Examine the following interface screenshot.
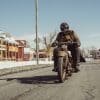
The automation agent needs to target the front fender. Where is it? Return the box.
[58,51,67,57]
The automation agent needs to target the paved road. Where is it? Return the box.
[0,63,100,100]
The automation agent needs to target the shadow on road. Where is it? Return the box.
[0,75,61,84]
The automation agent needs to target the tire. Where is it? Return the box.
[57,57,66,83]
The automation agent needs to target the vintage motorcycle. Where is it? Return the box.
[52,41,75,83]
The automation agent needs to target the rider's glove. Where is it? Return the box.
[51,41,58,47]
[72,42,78,48]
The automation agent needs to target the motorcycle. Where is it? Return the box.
[52,42,74,83]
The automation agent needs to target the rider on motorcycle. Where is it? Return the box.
[52,22,81,72]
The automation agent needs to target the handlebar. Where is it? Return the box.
[52,41,78,47]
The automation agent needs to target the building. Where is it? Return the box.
[16,40,35,61]
[0,31,18,61]
[16,40,24,61]
[92,50,100,59]
[0,35,7,60]
[24,48,34,61]
[0,31,35,61]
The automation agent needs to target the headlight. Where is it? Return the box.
[61,45,67,50]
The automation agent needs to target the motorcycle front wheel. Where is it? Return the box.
[57,57,66,83]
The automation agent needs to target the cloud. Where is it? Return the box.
[87,33,100,38]
[15,33,44,41]
[16,34,35,40]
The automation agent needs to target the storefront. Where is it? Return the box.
[0,32,19,61]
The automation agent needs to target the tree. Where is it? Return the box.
[43,31,57,60]
[33,37,42,50]
[89,46,97,58]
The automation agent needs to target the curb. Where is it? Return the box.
[0,64,53,76]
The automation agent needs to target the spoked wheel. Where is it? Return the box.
[57,57,66,83]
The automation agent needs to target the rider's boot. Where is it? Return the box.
[74,63,80,72]
[72,62,80,73]
[52,56,58,72]
[52,61,58,72]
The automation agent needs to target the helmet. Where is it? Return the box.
[60,22,69,31]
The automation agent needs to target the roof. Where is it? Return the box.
[0,32,18,45]
[16,40,24,47]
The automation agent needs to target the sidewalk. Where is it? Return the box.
[0,59,100,76]
[0,61,53,69]
[0,64,53,76]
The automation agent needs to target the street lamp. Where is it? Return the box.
[35,0,39,64]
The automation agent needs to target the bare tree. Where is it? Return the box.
[89,46,97,58]
[34,37,42,50]
[43,31,57,60]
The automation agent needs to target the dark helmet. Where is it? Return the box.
[60,22,69,31]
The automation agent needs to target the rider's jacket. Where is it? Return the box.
[55,30,81,47]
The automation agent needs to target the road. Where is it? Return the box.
[0,62,100,100]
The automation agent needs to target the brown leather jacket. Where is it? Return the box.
[55,30,81,47]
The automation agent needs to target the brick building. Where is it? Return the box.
[16,40,35,61]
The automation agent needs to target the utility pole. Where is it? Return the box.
[35,0,39,64]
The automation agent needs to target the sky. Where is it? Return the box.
[0,0,100,49]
